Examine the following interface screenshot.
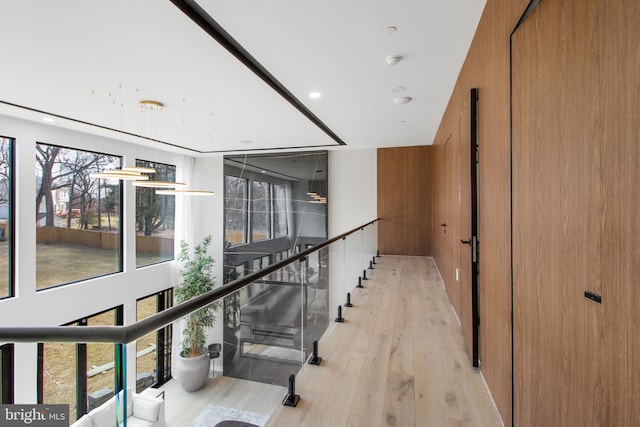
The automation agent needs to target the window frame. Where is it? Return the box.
[135,288,173,390]
[0,136,14,300]
[134,159,177,268]
[37,306,124,421]
[1,343,14,404]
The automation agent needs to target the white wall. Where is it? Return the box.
[328,148,377,236]
[326,148,378,318]
[171,155,225,371]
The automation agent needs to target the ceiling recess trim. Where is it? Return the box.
[170,0,347,146]
[0,100,202,155]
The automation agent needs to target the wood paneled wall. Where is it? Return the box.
[512,0,640,425]
[373,0,640,425]
[377,146,433,256]
[431,1,529,424]
[428,0,640,425]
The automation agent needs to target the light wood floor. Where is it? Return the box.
[267,256,504,427]
[159,372,286,426]
[158,256,503,426]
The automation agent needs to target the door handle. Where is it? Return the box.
[460,239,471,246]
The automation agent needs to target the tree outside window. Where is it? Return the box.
[135,160,176,267]
[35,143,121,289]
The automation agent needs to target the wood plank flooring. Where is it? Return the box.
[267,256,504,427]
[157,256,503,426]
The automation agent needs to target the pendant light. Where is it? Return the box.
[90,169,150,181]
[155,189,215,196]
[133,180,187,188]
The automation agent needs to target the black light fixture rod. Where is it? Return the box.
[169,0,346,146]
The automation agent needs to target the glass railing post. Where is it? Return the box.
[115,342,127,426]
[342,237,346,307]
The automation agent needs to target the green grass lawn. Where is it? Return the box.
[0,240,171,294]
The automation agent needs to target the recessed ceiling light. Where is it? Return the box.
[261,170,266,173]
[385,56,402,66]
[392,86,407,93]
[394,97,412,104]
[386,26,398,34]
[42,117,55,122]
[309,92,322,99]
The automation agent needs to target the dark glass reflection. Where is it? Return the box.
[222,151,328,385]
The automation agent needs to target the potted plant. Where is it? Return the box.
[174,235,220,392]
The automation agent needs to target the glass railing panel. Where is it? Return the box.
[1,220,378,427]
[344,230,366,291]
[301,243,330,362]
[362,221,378,263]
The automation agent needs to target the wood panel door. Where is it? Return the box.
[511,0,604,426]
[459,89,480,367]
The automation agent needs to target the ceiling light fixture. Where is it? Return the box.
[386,26,398,34]
[121,166,156,174]
[394,97,412,104]
[42,116,55,123]
[133,181,187,188]
[155,189,215,196]
[309,91,322,99]
[139,100,164,110]
[90,170,150,181]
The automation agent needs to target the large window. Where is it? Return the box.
[224,175,248,245]
[136,289,173,392]
[0,138,12,299]
[251,180,271,241]
[135,160,176,267]
[35,143,122,289]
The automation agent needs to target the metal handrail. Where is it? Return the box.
[0,219,379,343]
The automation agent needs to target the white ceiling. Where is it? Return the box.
[0,0,486,155]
